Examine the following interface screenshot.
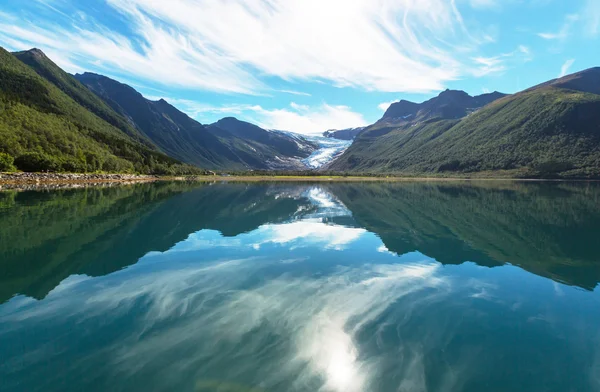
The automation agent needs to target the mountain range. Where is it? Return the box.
[3,182,599,302]
[75,73,317,170]
[329,69,600,178]
[1,45,600,178]
[0,47,319,173]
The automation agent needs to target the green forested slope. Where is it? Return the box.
[0,47,199,174]
[330,69,600,178]
[13,49,152,147]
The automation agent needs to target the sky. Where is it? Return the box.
[0,0,598,135]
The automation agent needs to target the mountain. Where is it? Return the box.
[4,181,600,302]
[323,127,365,140]
[0,47,196,174]
[208,117,318,169]
[13,49,152,147]
[327,182,600,291]
[75,73,317,170]
[74,72,249,170]
[528,67,600,96]
[0,182,310,302]
[381,90,506,123]
[329,69,600,178]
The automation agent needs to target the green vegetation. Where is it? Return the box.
[13,49,153,146]
[330,70,600,179]
[0,182,308,302]
[0,152,15,172]
[0,47,203,174]
[328,181,600,290]
[3,181,600,302]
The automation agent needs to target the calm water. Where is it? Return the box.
[1,181,600,392]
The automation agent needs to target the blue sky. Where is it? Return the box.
[0,0,598,134]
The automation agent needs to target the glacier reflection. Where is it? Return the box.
[1,185,599,392]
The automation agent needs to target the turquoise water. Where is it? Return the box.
[1,182,600,392]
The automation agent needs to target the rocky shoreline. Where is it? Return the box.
[0,172,158,191]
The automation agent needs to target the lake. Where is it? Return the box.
[1,181,600,392]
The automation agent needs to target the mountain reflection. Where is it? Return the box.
[2,181,600,392]
[1,181,600,304]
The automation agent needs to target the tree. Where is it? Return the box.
[14,152,60,172]
[0,152,15,172]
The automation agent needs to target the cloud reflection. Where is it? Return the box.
[1,241,448,392]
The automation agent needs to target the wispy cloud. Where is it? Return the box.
[0,0,496,94]
[470,45,532,77]
[279,90,312,97]
[537,14,579,41]
[583,0,600,37]
[559,59,575,77]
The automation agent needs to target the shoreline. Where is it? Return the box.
[0,173,158,191]
[1,172,599,190]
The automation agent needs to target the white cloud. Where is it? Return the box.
[472,55,506,76]
[0,0,494,94]
[254,221,367,251]
[280,90,312,97]
[537,32,562,40]
[251,103,368,135]
[559,59,575,78]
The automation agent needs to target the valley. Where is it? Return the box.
[1,46,599,179]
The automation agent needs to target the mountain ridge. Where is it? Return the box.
[382,89,507,123]
[323,127,366,140]
[329,67,600,178]
[0,46,198,174]
[74,72,317,170]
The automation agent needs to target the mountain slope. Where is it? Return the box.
[75,73,317,170]
[328,182,600,290]
[208,117,317,169]
[323,127,365,140]
[330,69,600,178]
[0,47,194,174]
[13,49,152,147]
[74,72,251,170]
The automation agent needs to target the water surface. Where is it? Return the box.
[1,181,600,392]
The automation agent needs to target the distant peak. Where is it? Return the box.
[154,98,174,107]
[28,48,46,57]
[14,48,47,59]
[477,91,506,98]
[438,89,470,98]
[74,72,103,79]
